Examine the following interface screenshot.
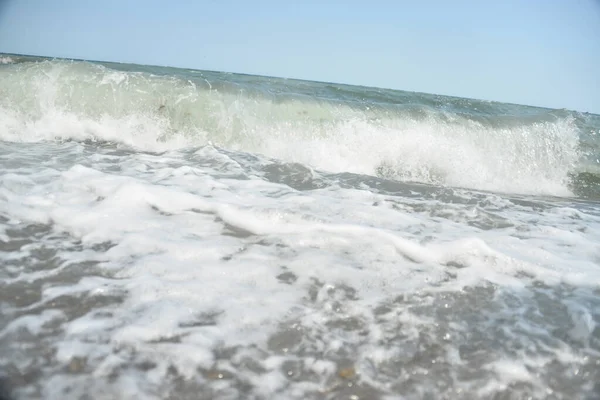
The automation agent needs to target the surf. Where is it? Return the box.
[0,56,595,197]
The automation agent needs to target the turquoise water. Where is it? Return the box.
[1,54,599,399]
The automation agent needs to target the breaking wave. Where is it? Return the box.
[0,58,597,197]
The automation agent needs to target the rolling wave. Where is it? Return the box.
[0,57,598,197]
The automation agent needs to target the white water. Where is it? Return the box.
[1,58,600,400]
[0,60,583,196]
[1,141,599,399]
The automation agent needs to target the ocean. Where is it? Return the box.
[0,53,599,400]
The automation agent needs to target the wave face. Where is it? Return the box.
[1,55,598,197]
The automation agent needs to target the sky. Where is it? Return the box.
[0,0,599,113]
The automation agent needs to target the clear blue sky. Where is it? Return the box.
[1,0,599,113]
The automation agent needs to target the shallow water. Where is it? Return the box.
[1,54,600,400]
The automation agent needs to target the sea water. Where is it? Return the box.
[1,54,599,399]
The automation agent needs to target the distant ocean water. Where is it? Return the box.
[0,53,599,400]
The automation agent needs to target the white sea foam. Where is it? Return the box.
[1,58,599,399]
[1,142,599,399]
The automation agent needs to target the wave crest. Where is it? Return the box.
[0,59,589,196]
